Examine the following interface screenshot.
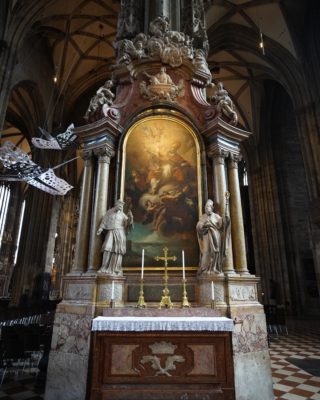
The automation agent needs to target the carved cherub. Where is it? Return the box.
[149,16,169,37]
[116,39,148,66]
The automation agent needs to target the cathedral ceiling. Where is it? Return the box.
[1,0,304,145]
[205,0,302,131]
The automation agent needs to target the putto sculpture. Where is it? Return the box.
[97,200,133,276]
[115,38,148,65]
[112,15,210,80]
[196,194,231,275]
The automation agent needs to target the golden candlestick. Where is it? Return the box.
[137,278,147,308]
[155,247,176,309]
[181,279,191,308]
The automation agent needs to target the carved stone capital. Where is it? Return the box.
[208,149,229,165]
[81,150,93,166]
[229,154,242,169]
[94,147,115,163]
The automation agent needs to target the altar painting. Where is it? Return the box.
[121,116,201,268]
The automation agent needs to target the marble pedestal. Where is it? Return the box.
[96,274,126,311]
[198,274,273,400]
[198,274,226,308]
[45,273,125,400]
[226,275,274,400]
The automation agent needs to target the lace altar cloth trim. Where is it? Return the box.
[92,316,233,332]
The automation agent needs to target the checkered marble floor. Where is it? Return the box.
[0,376,43,400]
[270,324,320,400]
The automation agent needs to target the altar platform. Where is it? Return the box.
[89,309,235,400]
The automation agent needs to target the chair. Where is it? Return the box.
[264,304,278,334]
[0,325,31,384]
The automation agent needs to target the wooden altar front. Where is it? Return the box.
[89,314,235,400]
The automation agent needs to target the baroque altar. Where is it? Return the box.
[45,3,273,400]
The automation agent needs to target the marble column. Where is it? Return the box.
[72,151,94,273]
[211,150,235,274]
[87,147,114,273]
[228,155,249,275]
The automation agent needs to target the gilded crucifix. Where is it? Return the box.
[155,247,177,309]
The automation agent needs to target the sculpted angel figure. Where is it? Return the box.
[211,82,238,126]
[97,200,133,276]
[85,80,115,120]
[196,194,231,275]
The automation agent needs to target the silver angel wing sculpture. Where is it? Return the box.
[0,141,73,195]
[32,123,78,150]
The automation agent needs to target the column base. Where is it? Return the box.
[67,270,84,276]
[85,268,99,276]
[238,269,250,276]
[224,270,238,276]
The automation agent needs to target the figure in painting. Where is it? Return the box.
[97,200,133,275]
[211,82,238,126]
[196,194,231,275]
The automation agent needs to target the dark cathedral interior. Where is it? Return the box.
[0,1,320,399]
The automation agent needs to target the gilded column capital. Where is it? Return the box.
[229,154,242,169]
[94,147,115,163]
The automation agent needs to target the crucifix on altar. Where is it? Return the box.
[154,247,177,309]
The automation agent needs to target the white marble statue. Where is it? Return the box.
[196,196,231,275]
[85,80,115,120]
[97,200,133,275]
[211,82,238,126]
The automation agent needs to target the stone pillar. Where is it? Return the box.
[87,147,114,273]
[228,155,249,275]
[72,151,94,273]
[210,150,235,274]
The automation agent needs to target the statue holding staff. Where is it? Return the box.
[196,193,231,275]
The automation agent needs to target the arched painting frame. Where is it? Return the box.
[121,115,202,270]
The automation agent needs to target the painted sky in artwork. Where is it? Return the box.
[122,117,201,268]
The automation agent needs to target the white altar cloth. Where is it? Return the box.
[92,316,234,332]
